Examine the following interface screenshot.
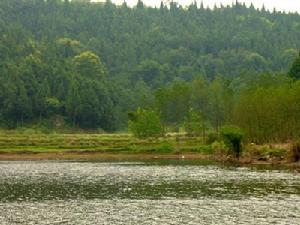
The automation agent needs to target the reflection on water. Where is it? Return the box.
[0,161,299,224]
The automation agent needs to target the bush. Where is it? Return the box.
[156,142,174,153]
[206,132,219,144]
[211,140,228,154]
[128,108,164,138]
[220,125,243,158]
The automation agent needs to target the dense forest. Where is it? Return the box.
[1,0,300,143]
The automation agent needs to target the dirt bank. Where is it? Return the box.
[0,152,299,169]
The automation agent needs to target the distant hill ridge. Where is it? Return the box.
[0,0,300,130]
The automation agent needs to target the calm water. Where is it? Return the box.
[0,161,299,225]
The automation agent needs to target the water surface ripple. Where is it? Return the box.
[0,161,299,224]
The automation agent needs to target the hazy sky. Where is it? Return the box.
[99,0,300,13]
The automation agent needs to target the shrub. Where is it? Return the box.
[265,147,287,158]
[128,108,164,138]
[206,132,219,144]
[156,142,174,153]
[211,140,228,154]
[220,125,243,158]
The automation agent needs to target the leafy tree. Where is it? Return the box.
[184,109,207,137]
[155,80,191,130]
[129,108,163,138]
[243,53,268,73]
[133,60,163,87]
[73,51,106,79]
[279,49,298,71]
[45,97,61,115]
[190,76,210,120]
[56,38,84,58]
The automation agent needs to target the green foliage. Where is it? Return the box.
[0,0,300,137]
[211,140,228,154]
[209,76,225,132]
[156,142,174,153]
[133,60,163,87]
[56,38,84,58]
[263,147,287,158]
[45,97,61,115]
[155,80,191,128]
[220,125,243,158]
[243,53,268,73]
[184,109,206,137]
[206,132,219,144]
[288,52,300,80]
[128,108,164,138]
[233,80,300,143]
[247,144,287,159]
[73,51,106,78]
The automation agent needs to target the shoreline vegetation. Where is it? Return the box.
[1,0,300,170]
[0,132,299,168]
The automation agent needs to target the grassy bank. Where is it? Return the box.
[0,132,299,167]
[0,132,210,154]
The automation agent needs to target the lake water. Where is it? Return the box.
[0,161,299,225]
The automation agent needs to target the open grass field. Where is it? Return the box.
[0,132,211,154]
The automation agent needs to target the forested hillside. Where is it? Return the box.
[1,0,300,142]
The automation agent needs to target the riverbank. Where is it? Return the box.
[0,152,210,161]
[0,152,299,168]
[1,152,299,169]
[0,132,299,168]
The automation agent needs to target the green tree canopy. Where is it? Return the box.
[129,108,163,138]
[73,51,106,79]
[289,51,300,80]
